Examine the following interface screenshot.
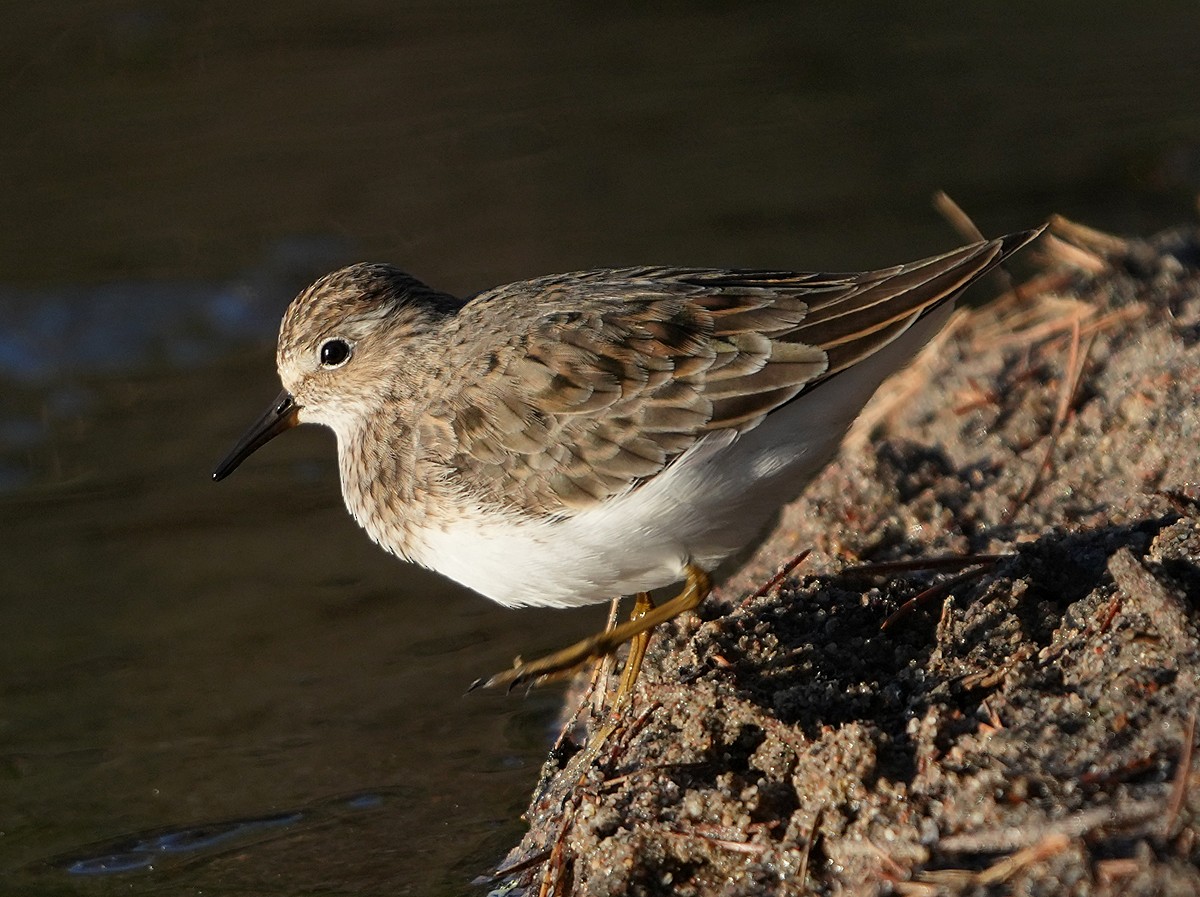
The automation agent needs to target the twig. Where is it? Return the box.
[977,300,1093,349]
[932,191,1031,296]
[740,549,811,609]
[1162,704,1198,839]
[973,294,1140,353]
[598,760,707,792]
[490,849,553,881]
[893,882,942,896]
[798,806,823,888]
[952,377,1000,415]
[933,191,986,243]
[1048,214,1131,255]
[881,567,993,631]
[1080,302,1146,339]
[1040,232,1111,274]
[1079,754,1158,787]
[859,836,912,880]
[844,553,1006,576]
[537,814,573,897]
[660,829,767,855]
[1005,315,1093,521]
[1096,594,1123,636]
[975,833,1071,885]
[959,644,1034,691]
[936,799,1162,853]
[1095,857,1141,888]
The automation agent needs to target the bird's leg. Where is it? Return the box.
[475,564,712,692]
[548,597,623,754]
[584,591,657,754]
[588,596,624,718]
[613,592,655,708]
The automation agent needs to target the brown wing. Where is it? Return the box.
[423,229,1041,515]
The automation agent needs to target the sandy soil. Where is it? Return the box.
[488,219,1200,896]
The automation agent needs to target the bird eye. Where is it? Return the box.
[319,338,352,369]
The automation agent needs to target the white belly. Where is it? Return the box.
[410,426,822,608]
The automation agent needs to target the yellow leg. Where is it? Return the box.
[588,597,623,718]
[548,597,623,754]
[474,564,712,692]
[614,592,655,705]
[585,592,657,753]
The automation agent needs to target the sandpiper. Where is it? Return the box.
[214,227,1043,693]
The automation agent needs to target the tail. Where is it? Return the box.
[799,224,1047,380]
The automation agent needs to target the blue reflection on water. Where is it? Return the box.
[46,791,388,876]
[0,282,267,384]
[64,812,304,874]
[0,236,350,384]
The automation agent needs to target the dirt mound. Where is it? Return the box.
[492,219,1200,896]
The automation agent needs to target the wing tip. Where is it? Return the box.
[991,222,1050,262]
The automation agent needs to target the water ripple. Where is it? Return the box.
[34,790,392,876]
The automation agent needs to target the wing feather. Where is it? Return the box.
[423,229,1041,515]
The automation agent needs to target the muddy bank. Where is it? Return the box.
[490,219,1200,896]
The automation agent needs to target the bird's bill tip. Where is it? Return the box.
[212,390,299,481]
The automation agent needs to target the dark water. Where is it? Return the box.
[2,3,1198,894]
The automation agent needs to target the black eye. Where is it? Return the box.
[319,338,352,368]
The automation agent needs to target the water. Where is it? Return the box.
[2,3,1198,894]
